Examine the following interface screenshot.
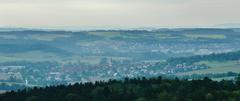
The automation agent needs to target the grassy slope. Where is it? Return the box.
[176,60,240,75]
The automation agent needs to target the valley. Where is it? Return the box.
[0,28,240,92]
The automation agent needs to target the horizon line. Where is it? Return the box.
[0,26,240,31]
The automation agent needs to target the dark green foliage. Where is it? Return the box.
[1,76,240,101]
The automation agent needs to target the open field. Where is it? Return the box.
[176,61,240,75]
[0,51,63,63]
[28,34,72,41]
[211,76,236,81]
[0,35,17,39]
[184,34,226,39]
[0,50,133,65]
[88,31,121,38]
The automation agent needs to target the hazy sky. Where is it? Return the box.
[0,0,240,28]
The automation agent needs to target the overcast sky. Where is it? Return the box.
[0,0,239,28]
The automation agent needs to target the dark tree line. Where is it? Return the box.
[1,75,240,101]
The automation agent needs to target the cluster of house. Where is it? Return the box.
[0,66,25,82]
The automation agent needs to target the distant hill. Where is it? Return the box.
[0,43,72,56]
[0,28,29,32]
[214,23,240,28]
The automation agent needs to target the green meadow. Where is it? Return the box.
[176,60,240,75]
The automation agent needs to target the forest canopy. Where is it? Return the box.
[1,75,240,101]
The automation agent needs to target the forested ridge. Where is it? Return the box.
[1,76,240,101]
